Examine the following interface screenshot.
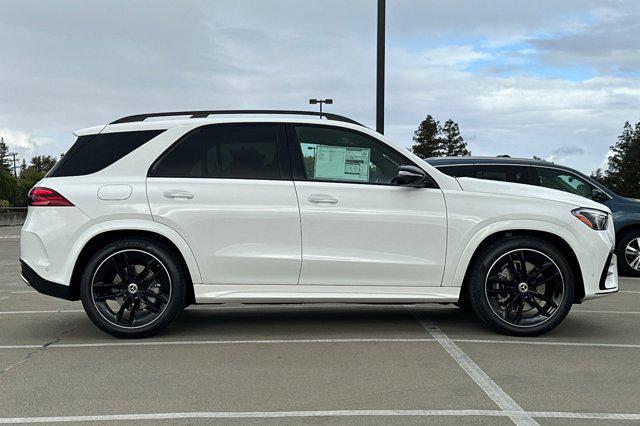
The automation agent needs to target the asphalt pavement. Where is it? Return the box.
[1,226,640,424]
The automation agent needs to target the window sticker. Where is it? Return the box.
[314,145,370,182]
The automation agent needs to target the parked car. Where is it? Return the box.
[21,111,617,338]
[427,156,640,277]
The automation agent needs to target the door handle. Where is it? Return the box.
[163,190,195,199]
[308,194,338,204]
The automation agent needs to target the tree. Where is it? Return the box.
[441,119,470,156]
[0,137,11,173]
[0,168,17,206]
[593,120,640,199]
[30,155,57,173]
[411,115,470,158]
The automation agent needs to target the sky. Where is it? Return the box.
[1,0,639,174]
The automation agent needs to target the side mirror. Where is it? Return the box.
[396,165,426,187]
[592,188,611,203]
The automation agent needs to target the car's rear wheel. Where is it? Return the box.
[80,238,186,338]
[467,237,574,336]
[617,230,640,277]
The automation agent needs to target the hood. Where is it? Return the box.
[456,177,610,212]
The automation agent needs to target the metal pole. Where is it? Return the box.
[376,0,385,134]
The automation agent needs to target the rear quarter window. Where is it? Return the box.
[48,130,165,177]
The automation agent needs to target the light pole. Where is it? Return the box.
[376,0,385,134]
[309,98,333,117]
[7,152,18,177]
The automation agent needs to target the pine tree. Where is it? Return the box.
[0,137,11,173]
[441,119,470,156]
[411,116,470,158]
[411,115,443,159]
[596,120,640,199]
[30,155,57,173]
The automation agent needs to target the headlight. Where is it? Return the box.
[572,208,608,230]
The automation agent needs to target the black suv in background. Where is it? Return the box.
[428,156,640,276]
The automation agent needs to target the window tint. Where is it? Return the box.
[476,165,530,184]
[535,167,594,198]
[48,130,165,177]
[294,126,411,184]
[150,124,281,179]
[437,165,476,178]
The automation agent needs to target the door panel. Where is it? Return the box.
[295,181,447,286]
[147,178,301,285]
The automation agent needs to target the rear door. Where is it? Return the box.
[146,123,302,285]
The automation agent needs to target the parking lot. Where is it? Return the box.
[1,225,640,424]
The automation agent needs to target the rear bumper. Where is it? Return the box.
[20,260,74,300]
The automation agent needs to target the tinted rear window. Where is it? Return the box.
[437,165,476,178]
[149,124,282,179]
[48,130,165,177]
[476,165,530,184]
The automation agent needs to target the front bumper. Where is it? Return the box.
[596,252,619,296]
[20,260,74,300]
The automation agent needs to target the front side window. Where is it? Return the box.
[294,126,411,184]
[150,124,282,179]
[476,165,530,184]
[535,167,595,198]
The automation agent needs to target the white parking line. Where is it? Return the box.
[573,310,640,315]
[1,409,639,423]
[0,235,19,239]
[0,310,84,315]
[0,338,436,350]
[411,314,537,425]
[619,290,640,294]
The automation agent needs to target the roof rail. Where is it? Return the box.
[110,110,363,126]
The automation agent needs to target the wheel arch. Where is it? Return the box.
[457,229,585,304]
[616,222,640,241]
[68,226,200,305]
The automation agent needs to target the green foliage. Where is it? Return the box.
[593,120,640,199]
[411,115,471,159]
[0,137,11,173]
[0,169,18,206]
[0,199,10,208]
[30,155,57,173]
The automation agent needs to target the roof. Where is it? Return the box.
[426,156,555,166]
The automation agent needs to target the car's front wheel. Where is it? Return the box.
[617,230,640,277]
[467,237,574,336]
[80,237,186,338]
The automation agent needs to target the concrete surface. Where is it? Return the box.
[1,229,640,424]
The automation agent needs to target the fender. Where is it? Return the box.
[444,218,580,287]
[65,218,203,285]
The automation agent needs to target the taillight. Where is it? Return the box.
[28,187,74,207]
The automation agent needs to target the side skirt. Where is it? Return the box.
[194,285,460,304]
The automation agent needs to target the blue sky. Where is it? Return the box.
[1,0,639,173]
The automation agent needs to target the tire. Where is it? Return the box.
[616,230,640,277]
[80,237,186,338]
[467,237,574,336]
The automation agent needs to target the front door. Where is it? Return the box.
[146,123,301,285]
[289,124,447,287]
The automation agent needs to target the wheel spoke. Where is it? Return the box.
[93,281,120,289]
[503,294,521,320]
[529,290,559,309]
[116,297,131,324]
[139,294,163,314]
[487,275,516,287]
[128,300,138,326]
[137,259,157,281]
[94,290,127,301]
[143,290,168,304]
[528,296,551,317]
[514,299,524,324]
[487,288,516,294]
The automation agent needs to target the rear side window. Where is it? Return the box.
[149,124,282,179]
[48,130,165,177]
[437,165,476,178]
[476,165,530,184]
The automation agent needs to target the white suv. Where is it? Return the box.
[20,110,618,338]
